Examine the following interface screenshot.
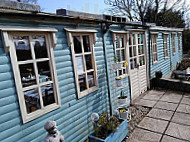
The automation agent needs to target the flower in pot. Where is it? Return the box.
[88,111,128,142]
[118,90,128,106]
[115,77,123,87]
[119,108,131,121]
[113,56,123,70]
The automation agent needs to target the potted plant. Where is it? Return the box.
[88,112,128,142]
[115,77,123,87]
[119,108,131,121]
[118,90,128,106]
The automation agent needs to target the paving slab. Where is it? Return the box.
[142,94,162,101]
[181,96,190,105]
[171,112,190,126]
[133,99,157,108]
[160,93,182,103]
[177,104,190,114]
[128,128,162,142]
[165,122,190,141]
[154,101,178,111]
[161,135,186,142]
[138,117,168,133]
[147,108,174,121]
[147,90,166,96]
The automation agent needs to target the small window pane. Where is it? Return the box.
[116,50,120,61]
[116,36,119,48]
[120,36,124,48]
[19,63,36,87]
[130,59,134,69]
[129,35,132,45]
[133,46,136,56]
[75,56,85,74]
[83,35,91,52]
[121,49,125,61]
[139,56,145,66]
[132,34,136,45]
[134,58,137,68]
[32,36,48,59]
[78,74,87,91]
[85,55,93,70]
[87,72,95,88]
[129,47,132,57]
[119,70,122,76]
[41,84,55,106]
[73,36,82,54]
[24,88,41,114]
[13,36,32,61]
[37,61,51,83]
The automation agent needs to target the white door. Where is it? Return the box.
[128,33,147,100]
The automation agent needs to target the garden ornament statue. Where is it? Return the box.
[44,120,64,142]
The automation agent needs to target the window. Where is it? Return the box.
[172,34,176,54]
[1,27,61,123]
[178,33,181,51]
[163,34,168,58]
[65,29,98,98]
[114,34,128,76]
[151,34,158,63]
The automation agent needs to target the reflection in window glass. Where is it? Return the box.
[78,74,87,91]
[116,36,119,48]
[83,35,91,52]
[37,61,51,83]
[129,35,132,45]
[120,36,124,48]
[13,36,32,61]
[85,55,92,70]
[116,50,120,61]
[24,88,41,114]
[129,47,132,57]
[19,63,36,87]
[133,46,136,56]
[133,34,136,45]
[76,56,85,74]
[32,36,47,59]
[73,36,82,54]
[41,84,55,106]
[121,49,125,61]
[139,56,145,66]
[87,72,95,88]
[130,59,134,69]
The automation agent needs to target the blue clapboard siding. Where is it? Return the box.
[0,21,110,142]
[149,31,183,79]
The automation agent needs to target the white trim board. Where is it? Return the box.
[150,26,183,32]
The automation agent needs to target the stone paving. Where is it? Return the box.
[129,90,190,142]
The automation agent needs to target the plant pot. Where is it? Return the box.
[118,98,128,106]
[155,71,162,78]
[88,119,128,142]
[116,79,123,87]
[120,112,128,120]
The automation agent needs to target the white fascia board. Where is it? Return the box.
[64,28,97,33]
[150,26,184,32]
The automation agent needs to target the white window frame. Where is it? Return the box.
[65,28,99,99]
[113,33,128,77]
[163,33,169,58]
[172,33,176,54]
[178,33,182,51]
[0,26,61,123]
[151,34,158,64]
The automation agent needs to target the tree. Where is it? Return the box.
[104,0,190,24]
[16,0,37,4]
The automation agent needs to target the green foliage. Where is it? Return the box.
[93,112,120,139]
[183,30,190,53]
[177,58,190,70]
[118,90,127,99]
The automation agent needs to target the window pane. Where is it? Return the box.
[75,56,85,74]
[119,70,122,76]
[129,35,132,45]
[85,55,93,70]
[129,47,132,57]
[37,61,51,83]
[120,36,124,48]
[133,46,136,56]
[134,58,137,68]
[132,34,136,45]
[140,34,143,44]
[87,72,95,88]
[121,49,125,61]
[83,35,91,52]
[130,59,134,69]
[19,63,36,87]
[24,88,41,114]
[41,84,55,106]
[116,50,120,62]
[116,36,119,48]
[32,36,48,59]
[73,36,82,54]
[13,36,32,61]
[139,56,145,66]
[78,74,87,91]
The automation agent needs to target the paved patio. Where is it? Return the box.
[129,90,190,142]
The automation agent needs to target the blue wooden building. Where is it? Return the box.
[0,1,183,142]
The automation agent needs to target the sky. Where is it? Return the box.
[37,0,110,14]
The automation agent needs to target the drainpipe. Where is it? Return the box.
[101,22,112,116]
[148,27,151,88]
[169,34,172,71]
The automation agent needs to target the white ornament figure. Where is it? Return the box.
[44,120,64,142]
